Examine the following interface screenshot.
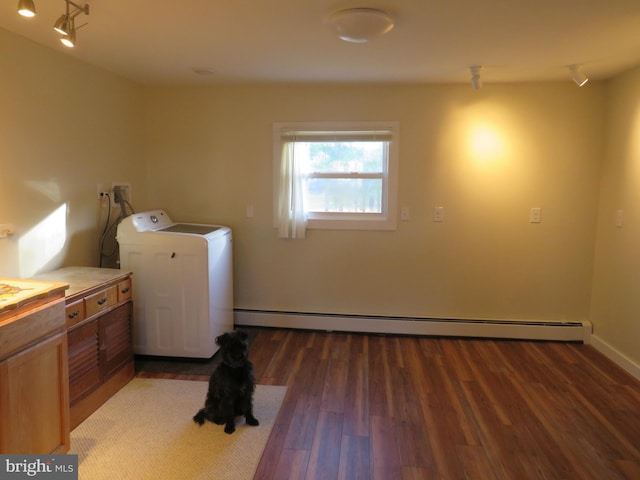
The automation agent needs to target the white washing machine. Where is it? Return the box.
[116,209,234,358]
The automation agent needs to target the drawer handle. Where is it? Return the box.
[121,287,130,294]
[68,310,80,319]
[97,298,107,305]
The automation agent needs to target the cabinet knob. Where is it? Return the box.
[97,298,107,306]
[121,287,130,294]
[68,311,79,319]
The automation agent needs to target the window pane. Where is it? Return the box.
[304,178,383,213]
[274,121,398,231]
[301,142,385,173]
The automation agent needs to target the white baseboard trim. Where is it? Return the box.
[590,335,640,382]
[234,309,591,343]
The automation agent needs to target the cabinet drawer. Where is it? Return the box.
[84,286,117,317]
[117,278,132,303]
[0,298,65,360]
[65,299,86,328]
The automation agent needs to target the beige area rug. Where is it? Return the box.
[69,378,287,480]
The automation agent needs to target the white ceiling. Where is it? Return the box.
[2,0,640,86]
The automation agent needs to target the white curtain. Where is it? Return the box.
[277,142,306,238]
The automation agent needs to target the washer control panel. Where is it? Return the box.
[129,209,173,232]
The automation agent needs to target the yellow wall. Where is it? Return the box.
[2,26,638,371]
[591,66,640,367]
[0,29,145,277]
[143,83,605,323]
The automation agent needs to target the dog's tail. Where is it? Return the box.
[193,409,206,426]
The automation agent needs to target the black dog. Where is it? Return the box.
[193,330,259,434]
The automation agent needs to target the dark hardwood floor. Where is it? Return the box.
[137,327,640,480]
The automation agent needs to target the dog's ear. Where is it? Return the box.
[216,333,230,346]
[236,329,249,341]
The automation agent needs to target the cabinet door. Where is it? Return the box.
[0,332,70,454]
[67,320,100,405]
[100,302,133,380]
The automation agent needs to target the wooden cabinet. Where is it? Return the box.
[67,319,100,405]
[100,302,133,379]
[0,280,70,454]
[0,331,69,454]
[34,267,134,430]
[67,302,132,407]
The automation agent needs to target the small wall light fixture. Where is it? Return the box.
[17,0,90,47]
[329,8,394,43]
[568,64,588,87]
[469,65,483,90]
[53,0,89,48]
[17,0,36,17]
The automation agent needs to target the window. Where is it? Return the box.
[273,122,399,237]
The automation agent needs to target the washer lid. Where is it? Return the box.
[158,224,224,235]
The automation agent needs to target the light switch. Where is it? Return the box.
[400,206,410,221]
[615,209,623,228]
[433,206,444,222]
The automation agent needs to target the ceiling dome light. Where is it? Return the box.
[17,0,36,17]
[329,8,394,43]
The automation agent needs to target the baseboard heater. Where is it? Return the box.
[234,309,591,343]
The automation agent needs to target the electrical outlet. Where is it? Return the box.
[111,182,131,208]
[99,192,109,208]
[97,184,104,199]
[97,184,109,208]
[530,207,541,223]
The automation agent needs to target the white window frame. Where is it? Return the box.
[273,121,399,232]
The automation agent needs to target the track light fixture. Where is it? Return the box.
[59,20,77,47]
[53,1,89,47]
[469,65,483,90]
[17,0,89,47]
[53,14,72,36]
[17,0,36,17]
[568,64,588,87]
